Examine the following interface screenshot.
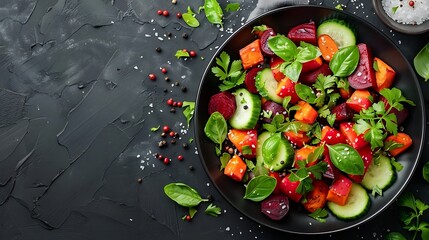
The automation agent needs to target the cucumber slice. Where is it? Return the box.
[255,68,284,104]
[361,155,396,191]
[327,183,370,221]
[317,19,356,48]
[261,134,294,171]
[229,88,261,130]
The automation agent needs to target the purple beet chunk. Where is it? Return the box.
[331,102,354,122]
[208,91,236,120]
[262,101,287,122]
[299,63,332,85]
[260,29,276,57]
[261,194,290,220]
[348,43,376,90]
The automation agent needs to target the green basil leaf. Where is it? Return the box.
[295,83,317,103]
[267,35,297,62]
[203,0,224,26]
[243,175,276,202]
[164,183,208,207]
[330,45,360,77]
[219,152,231,170]
[423,161,429,183]
[413,42,429,81]
[182,7,200,28]
[327,144,364,175]
[204,112,227,146]
[284,61,302,82]
[296,41,320,63]
[262,133,281,164]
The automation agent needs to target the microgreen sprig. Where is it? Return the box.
[211,51,245,91]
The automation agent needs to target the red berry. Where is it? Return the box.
[176,12,182,18]
[148,73,156,80]
[185,215,191,221]
[169,131,176,137]
[161,68,167,74]
[167,98,174,106]
[162,10,169,16]
[409,0,415,6]
[157,10,163,15]
[177,155,184,161]
[163,157,170,165]
[163,125,170,132]
[172,101,177,107]
[157,154,163,160]
[189,50,197,57]
[177,101,183,107]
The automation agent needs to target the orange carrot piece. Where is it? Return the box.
[239,39,264,70]
[385,132,413,157]
[318,34,339,62]
[224,155,247,181]
[294,101,318,124]
[294,145,318,168]
[303,180,329,213]
[374,57,396,92]
[326,174,353,206]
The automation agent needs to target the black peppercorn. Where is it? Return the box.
[182,33,188,39]
[155,47,162,52]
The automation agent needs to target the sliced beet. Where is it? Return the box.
[348,43,376,90]
[299,62,332,85]
[260,29,276,57]
[287,21,317,46]
[261,194,290,220]
[245,67,262,94]
[262,101,287,123]
[208,91,236,120]
[322,154,341,180]
[331,102,354,122]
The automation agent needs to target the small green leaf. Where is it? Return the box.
[150,125,160,132]
[262,133,281,165]
[204,112,227,153]
[308,208,328,223]
[203,0,224,26]
[330,45,360,77]
[182,101,195,127]
[267,35,297,62]
[335,4,344,10]
[225,2,240,12]
[219,153,231,170]
[327,144,364,175]
[391,6,399,14]
[243,175,276,202]
[423,161,429,183]
[295,84,317,103]
[205,203,222,216]
[164,183,208,207]
[371,185,383,197]
[182,6,200,27]
[413,43,429,81]
[175,49,191,58]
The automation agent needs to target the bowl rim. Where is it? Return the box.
[372,0,429,35]
[194,5,426,235]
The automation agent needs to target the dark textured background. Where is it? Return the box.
[0,0,428,239]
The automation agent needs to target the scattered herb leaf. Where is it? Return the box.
[204,112,227,155]
[201,0,224,26]
[182,6,200,28]
[413,42,429,81]
[175,49,191,59]
[225,2,240,12]
[423,161,429,183]
[308,208,329,223]
[205,203,222,216]
[151,125,160,132]
[182,101,195,127]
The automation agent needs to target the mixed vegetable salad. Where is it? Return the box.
[203,18,415,222]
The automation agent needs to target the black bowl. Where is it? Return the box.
[194,6,425,234]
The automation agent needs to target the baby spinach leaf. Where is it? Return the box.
[267,35,297,62]
[327,144,364,175]
[243,175,276,202]
[182,6,200,28]
[413,42,429,81]
[204,112,227,154]
[330,45,359,77]
[202,0,224,26]
[164,183,208,207]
